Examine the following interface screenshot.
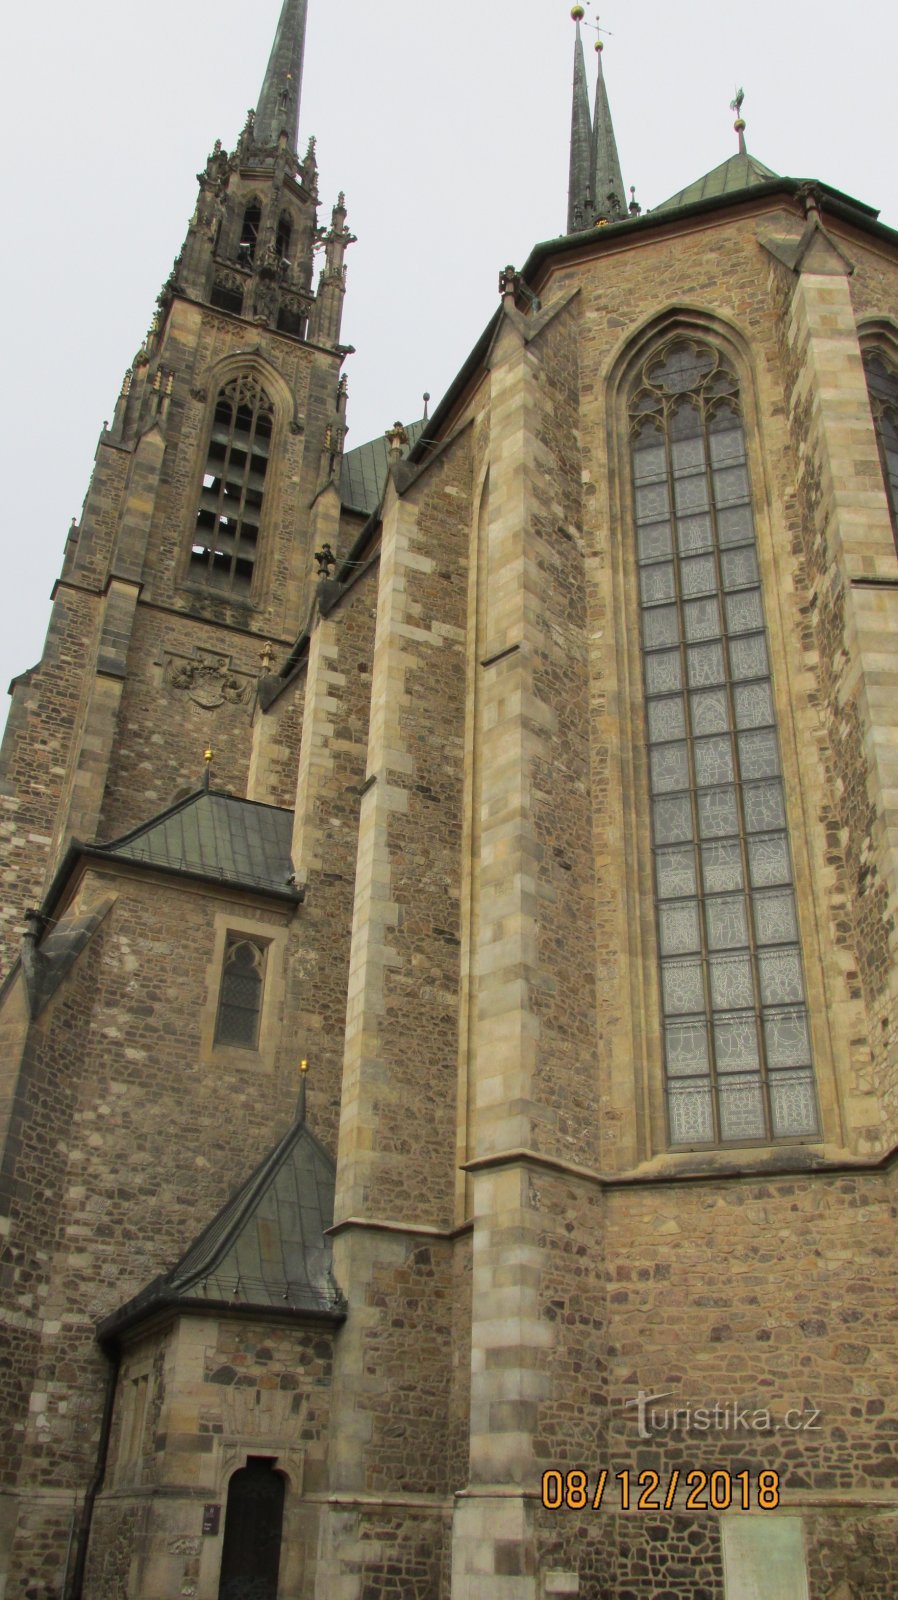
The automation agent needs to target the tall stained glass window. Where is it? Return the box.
[863,351,898,555]
[630,338,819,1146]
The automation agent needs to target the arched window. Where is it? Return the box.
[863,351,898,554]
[215,935,266,1048]
[191,375,274,594]
[629,337,819,1146]
[275,212,292,262]
[238,200,262,263]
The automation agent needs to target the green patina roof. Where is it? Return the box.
[98,1109,345,1338]
[656,150,779,213]
[340,419,426,515]
[96,789,298,899]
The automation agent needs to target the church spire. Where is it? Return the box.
[568,7,593,233]
[254,0,308,151]
[590,34,626,221]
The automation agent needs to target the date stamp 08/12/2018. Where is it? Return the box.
[541,1469,781,1513]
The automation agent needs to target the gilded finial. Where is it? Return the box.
[204,745,214,765]
[571,5,585,20]
[300,1059,309,1074]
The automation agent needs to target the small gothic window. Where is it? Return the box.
[238,201,262,263]
[210,279,245,316]
[191,375,274,594]
[863,352,898,554]
[275,213,292,262]
[215,936,266,1049]
[629,336,819,1147]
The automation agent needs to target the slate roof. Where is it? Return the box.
[656,150,779,213]
[94,789,299,899]
[340,419,427,515]
[98,1107,345,1341]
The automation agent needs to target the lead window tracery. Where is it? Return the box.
[630,337,819,1146]
[863,351,898,554]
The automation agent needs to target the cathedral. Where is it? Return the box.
[2,0,898,1595]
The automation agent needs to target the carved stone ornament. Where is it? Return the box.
[160,647,255,709]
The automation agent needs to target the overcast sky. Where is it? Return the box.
[2,0,896,745]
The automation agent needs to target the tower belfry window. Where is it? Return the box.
[863,352,898,555]
[238,201,262,263]
[629,337,819,1147]
[276,213,292,263]
[191,375,274,594]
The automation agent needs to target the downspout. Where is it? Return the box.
[66,1344,119,1600]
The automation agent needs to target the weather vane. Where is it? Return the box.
[577,4,613,42]
[730,87,747,154]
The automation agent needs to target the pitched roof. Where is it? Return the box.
[340,419,427,515]
[98,1109,345,1341]
[94,789,299,900]
[656,149,779,213]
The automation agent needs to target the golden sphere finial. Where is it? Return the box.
[595,38,604,51]
[300,1059,309,1074]
[571,4,585,20]
[204,746,214,765]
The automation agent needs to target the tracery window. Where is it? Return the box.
[191,375,274,594]
[630,337,819,1146]
[863,351,898,553]
[238,200,262,262]
[215,935,266,1049]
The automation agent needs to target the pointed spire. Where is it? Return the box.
[254,0,308,151]
[591,35,626,221]
[568,9,593,233]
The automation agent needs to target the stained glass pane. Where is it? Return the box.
[666,1020,710,1077]
[654,795,694,845]
[651,744,690,794]
[685,599,721,642]
[687,643,726,688]
[638,523,674,563]
[656,846,698,899]
[713,465,750,506]
[691,690,730,736]
[709,954,754,1011]
[697,786,739,839]
[764,1009,812,1069]
[680,555,717,598]
[744,781,786,834]
[651,345,715,393]
[738,729,780,782]
[633,444,668,483]
[660,902,702,955]
[643,607,679,650]
[675,475,710,516]
[677,513,714,555]
[721,547,759,590]
[636,482,670,522]
[748,834,791,888]
[719,1076,766,1140]
[646,651,682,695]
[648,697,686,744]
[769,1071,818,1138]
[669,1083,714,1144]
[694,736,735,787]
[734,682,774,730]
[701,841,743,894]
[640,564,676,606]
[706,895,749,950]
[671,436,706,472]
[753,890,798,946]
[729,634,768,681]
[717,504,754,545]
[758,948,803,1006]
[714,1013,760,1072]
[725,589,765,636]
[662,958,705,1015]
[709,427,746,466]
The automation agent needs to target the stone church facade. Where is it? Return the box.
[1,2,898,1596]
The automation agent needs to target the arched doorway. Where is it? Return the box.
[218,1457,285,1600]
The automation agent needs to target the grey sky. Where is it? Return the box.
[2,0,895,745]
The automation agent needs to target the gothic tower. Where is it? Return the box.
[0,0,354,977]
[3,4,898,1599]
